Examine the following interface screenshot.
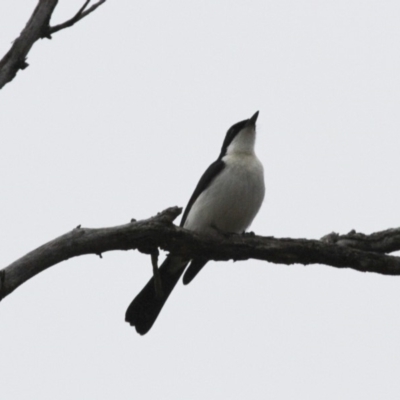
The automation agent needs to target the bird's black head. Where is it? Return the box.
[219,111,259,158]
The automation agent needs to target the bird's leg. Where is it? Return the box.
[151,250,164,299]
[0,269,5,301]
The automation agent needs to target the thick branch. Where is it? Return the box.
[0,0,106,90]
[1,207,400,301]
[321,228,400,253]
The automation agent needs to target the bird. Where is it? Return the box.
[125,111,265,334]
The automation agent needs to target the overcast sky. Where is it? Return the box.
[1,1,400,399]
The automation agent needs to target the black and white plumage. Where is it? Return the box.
[125,111,265,334]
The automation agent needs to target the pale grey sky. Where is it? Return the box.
[1,1,400,399]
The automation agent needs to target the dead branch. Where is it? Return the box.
[0,0,106,90]
[48,0,106,36]
[1,207,400,302]
[321,228,400,253]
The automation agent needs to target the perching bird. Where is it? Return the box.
[125,111,265,334]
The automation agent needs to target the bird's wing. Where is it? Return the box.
[183,258,208,285]
[180,159,225,227]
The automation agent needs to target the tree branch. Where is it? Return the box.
[48,0,106,35]
[0,0,106,90]
[321,228,400,253]
[1,207,400,302]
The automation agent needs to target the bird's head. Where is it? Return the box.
[220,111,259,157]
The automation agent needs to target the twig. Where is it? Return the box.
[48,0,106,35]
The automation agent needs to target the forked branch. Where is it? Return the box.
[47,0,106,36]
[0,0,107,90]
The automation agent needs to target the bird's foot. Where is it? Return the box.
[242,231,255,237]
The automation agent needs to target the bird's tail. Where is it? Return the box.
[125,256,187,335]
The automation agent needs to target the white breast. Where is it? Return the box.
[184,153,265,235]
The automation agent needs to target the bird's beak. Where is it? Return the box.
[246,111,259,127]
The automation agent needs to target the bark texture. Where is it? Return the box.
[1,207,400,301]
